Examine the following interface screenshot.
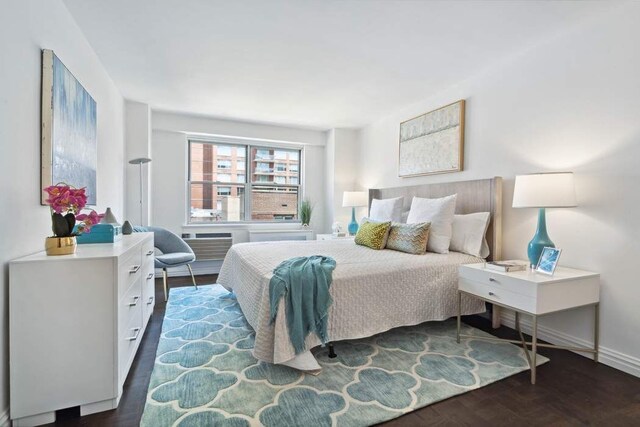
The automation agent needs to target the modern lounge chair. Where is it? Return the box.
[146,226,197,301]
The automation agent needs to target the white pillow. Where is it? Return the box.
[406,194,457,254]
[369,197,403,222]
[450,212,491,258]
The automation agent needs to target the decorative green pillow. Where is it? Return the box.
[385,222,431,254]
[355,221,391,250]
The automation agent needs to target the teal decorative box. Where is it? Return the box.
[76,223,123,244]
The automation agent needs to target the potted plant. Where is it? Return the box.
[43,184,104,255]
[299,199,313,227]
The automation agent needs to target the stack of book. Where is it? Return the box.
[485,260,528,272]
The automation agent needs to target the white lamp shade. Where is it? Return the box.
[342,191,368,207]
[512,172,577,208]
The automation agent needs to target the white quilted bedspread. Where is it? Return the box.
[217,239,486,364]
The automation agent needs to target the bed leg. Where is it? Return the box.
[328,343,337,358]
[492,305,502,328]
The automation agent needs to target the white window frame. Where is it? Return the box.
[187,138,304,224]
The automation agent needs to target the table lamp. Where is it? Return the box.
[512,172,577,267]
[342,191,368,235]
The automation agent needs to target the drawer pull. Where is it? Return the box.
[146,250,154,256]
[125,327,141,341]
[129,265,141,274]
[147,296,154,305]
[488,291,496,296]
[147,273,154,280]
[129,295,140,307]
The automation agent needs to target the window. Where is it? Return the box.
[217,159,231,169]
[255,162,271,173]
[188,140,302,223]
[217,146,232,156]
[255,149,270,160]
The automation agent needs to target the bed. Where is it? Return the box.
[217,177,503,370]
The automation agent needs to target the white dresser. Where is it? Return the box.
[9,232,155,426]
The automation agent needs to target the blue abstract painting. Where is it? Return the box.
[42,50,97,205]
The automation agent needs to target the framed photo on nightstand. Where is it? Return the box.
[536,247,562,275]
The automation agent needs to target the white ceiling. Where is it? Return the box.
[63,0,617,130]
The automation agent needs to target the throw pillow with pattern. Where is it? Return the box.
[355,221,392,250]
[385,222,431,254]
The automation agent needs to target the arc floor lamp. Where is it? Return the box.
[129,157,152,226]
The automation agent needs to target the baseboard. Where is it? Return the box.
[0,407,10,427]
[501,312,640,378]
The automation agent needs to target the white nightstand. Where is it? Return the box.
[457,262,600,384]
[316,233,355,241]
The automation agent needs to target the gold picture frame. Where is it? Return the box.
[398,99,465,177]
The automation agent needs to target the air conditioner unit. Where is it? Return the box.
[181,233,233,261]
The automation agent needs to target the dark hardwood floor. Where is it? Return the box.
[46,275,640,426]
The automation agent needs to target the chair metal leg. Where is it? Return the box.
[163,268,168,302]
[187,264,198,290]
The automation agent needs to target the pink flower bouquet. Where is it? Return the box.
[43,184,104,237]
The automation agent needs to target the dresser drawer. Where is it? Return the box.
[459,266,536,297]
[118,276,143,336]
[118,249,143,297]
[118,304,143,386]
[141,238,155,263]
[142,271,155,325]
[459,277,536,313]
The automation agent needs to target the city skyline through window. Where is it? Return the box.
[189,141,302,223]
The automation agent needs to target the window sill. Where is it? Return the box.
[183,222,305,229]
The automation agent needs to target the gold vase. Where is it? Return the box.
[45,236,77,256]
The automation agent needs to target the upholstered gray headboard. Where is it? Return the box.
[369,177,503,261]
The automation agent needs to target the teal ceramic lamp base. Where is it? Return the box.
[527,208,555,267]
[348,207,359,235]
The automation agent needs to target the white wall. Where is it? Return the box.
[151,112,328,245]
[324,129,362,232]
[0,0,125,422]
[125,101,152,225]
[356,2,640,376]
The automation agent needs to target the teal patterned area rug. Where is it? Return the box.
[141,285,547,426]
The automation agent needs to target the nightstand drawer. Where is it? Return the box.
[459,266,536,297]
[459,277,536,312]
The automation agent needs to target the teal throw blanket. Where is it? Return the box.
[269,256,337,354]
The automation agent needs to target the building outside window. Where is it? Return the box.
[188,140,302,223]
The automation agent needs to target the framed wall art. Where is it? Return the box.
[41,49,97,205]
[398,99,465,177]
